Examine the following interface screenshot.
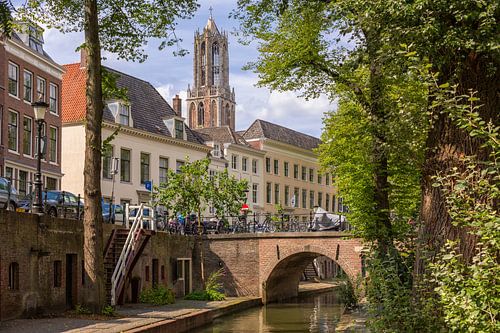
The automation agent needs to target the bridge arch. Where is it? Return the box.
[261,244,355,303]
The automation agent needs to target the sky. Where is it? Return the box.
[18,1,334,137]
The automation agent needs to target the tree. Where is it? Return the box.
[19,0,199,312]
[0,0,12,34]
[155,158,248,285]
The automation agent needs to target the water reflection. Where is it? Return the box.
[194,292,346,333]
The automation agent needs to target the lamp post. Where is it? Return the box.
[31,100,48,214]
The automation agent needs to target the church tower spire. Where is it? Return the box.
[186,13,236,130]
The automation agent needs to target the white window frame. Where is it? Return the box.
[37,77,46,102]
[23,116,33,157]
[8,110,19,153]
[49,83,59,115]
[49,126,58,163]
[8,62,19,97]
[23,70,33,102]
[231,154,238,170]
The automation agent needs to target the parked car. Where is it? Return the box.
[102,200,124,224]
[0,177,18,210]
[18,190,82,219]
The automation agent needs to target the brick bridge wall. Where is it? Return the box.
[0,210,194,321]
[202,233,363,303]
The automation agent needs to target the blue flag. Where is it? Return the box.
[144,180,152,191]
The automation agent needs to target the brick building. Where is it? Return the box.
[0,24,64,196]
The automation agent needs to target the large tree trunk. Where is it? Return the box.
[83,0,105,312]
[416,53,500,273]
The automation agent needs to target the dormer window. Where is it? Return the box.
[175,119,184,139]
[107,101,132,127]
[119,104,130,126]
[212,143,220,157]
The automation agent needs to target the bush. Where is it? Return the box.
[139,286,175,305]
[102,305,116,317]
[74,304,91,315]
[338,276,360,310]
[185,269,226,301]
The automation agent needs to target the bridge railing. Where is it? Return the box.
[158,212,352,235]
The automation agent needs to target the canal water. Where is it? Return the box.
[192,291,367,333]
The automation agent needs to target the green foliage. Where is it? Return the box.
[101,305,116,317]
[19,0,199,61]
[139,286,175,306]
[155,158,248,219]
[0,0,13,35]
[338,276,362,310]
[429,98,500,332]
[185,269,226,301]
[75,304,92,315]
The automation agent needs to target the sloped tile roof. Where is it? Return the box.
[242,119,321,151]
[62,63,202,145]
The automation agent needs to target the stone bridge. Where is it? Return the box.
[202,232,363,303]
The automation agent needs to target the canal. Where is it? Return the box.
[192,290,367,333]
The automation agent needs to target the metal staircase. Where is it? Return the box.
[103,204,156,305]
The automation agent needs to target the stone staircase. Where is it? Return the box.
[103,204,155,305]
[303,262,319,281]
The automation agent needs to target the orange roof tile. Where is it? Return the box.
[62,63,87,123]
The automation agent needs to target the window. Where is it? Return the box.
[294,164,299,179]
[120,148,131,182]
[119,104,130,126]
[49,127,57,163]
[102,146,114,179]
[159,157,168,184]
[293,188,299,208]
[266,182,272,204]
[8,262,19,290]
[326,174,330,186]
[212,143,220,157]
[252,159,258,174]
[310,190,315,208]
[338,197,344,213]
[176,160,185,173]
[301,166,307,181]
[8,111,18,152]
[46,177,58,190]
[54,261,62,287]
[301,189,307,208]
[284,162,289,177]
[332,195,336,212]
[197,102,204,126]
[231,154,238,170]
[212,42,220,85]
[318,192,323,208]
[284,186,290,206]
[309,168,314,182]
[8,62,18,96]
[23,117,32,156]
[5,167,13,181]
[24,71,33,102]
[274,184,280,204]
[326,194,330,212]
[318,173,322,184]
[242,157,248,172]
[140,153,150,184]
[252,183,258,204]
[175,120,184,139]
[201,41,206,86]
[37,77,46,102]
[273,159,279,175]
[49,83,58,114]
[18,170,28,197]
[265,157,271,173]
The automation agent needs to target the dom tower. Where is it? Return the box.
[186,14,236,130]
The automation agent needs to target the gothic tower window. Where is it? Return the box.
[225,103,230,126]
[212,42,220,85]
[198,102,205,126]
[211,100,217,127]
[189,102,196,127]
[201,41,206,86]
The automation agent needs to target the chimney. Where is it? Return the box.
[80,48,87,68]
[172,95,182,117]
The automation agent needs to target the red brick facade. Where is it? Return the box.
[0,34,64,194]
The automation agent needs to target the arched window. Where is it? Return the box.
[9,262,19,290]
[211,100,217,126]
[189,103,196,127]
[211,42,220,85]
[198,102,204,126]
[225,103,230,126]
[201,42,206,86]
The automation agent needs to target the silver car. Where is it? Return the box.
[0,177,18,210]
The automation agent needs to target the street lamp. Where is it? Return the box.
[32,100,49,214]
